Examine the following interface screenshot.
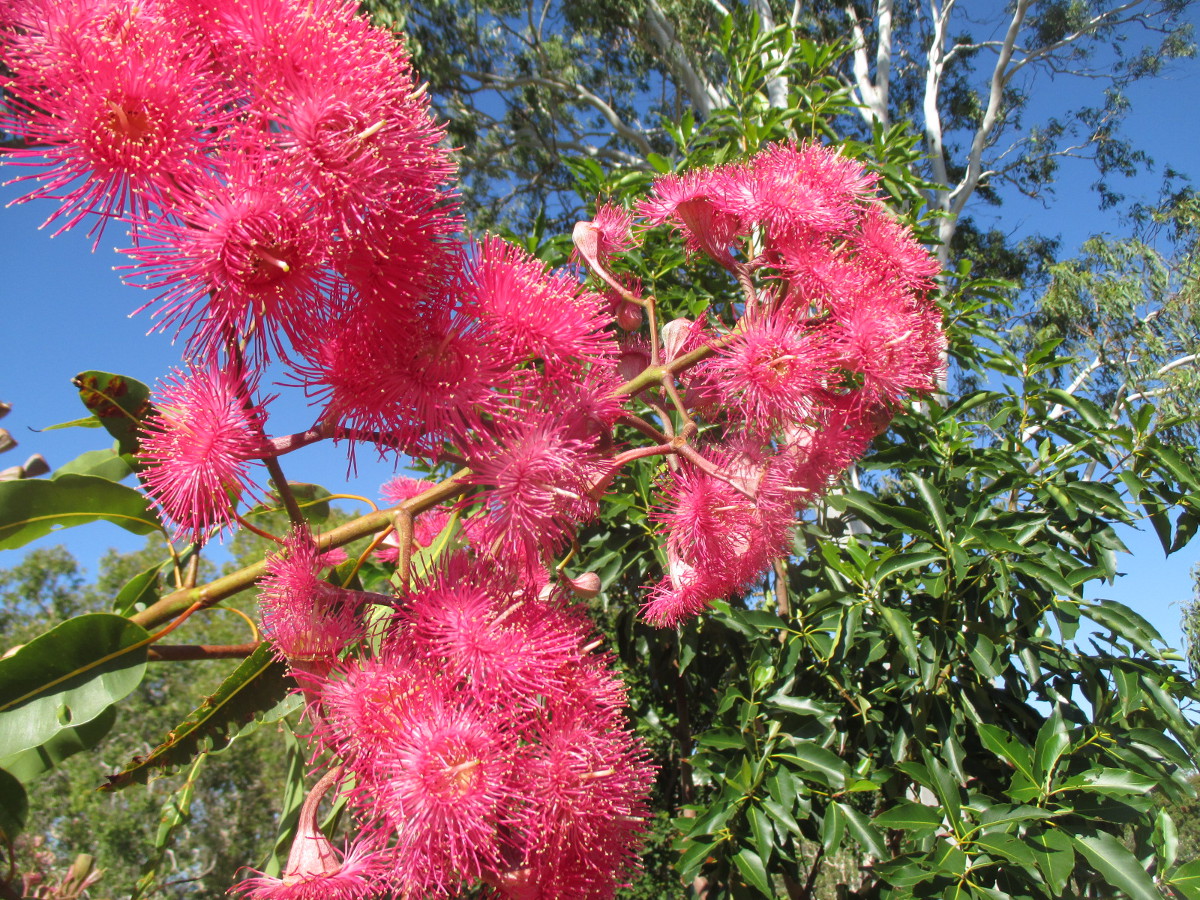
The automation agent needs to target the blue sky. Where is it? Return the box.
[0,21,1197,657]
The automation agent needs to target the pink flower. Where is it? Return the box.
[693,310,831,434]
[257,526,365,672]
[855,204,942,291]
[462,413,601,571]
[458,236,617,371]
[1,1,226,239]
[507,705,653,900]
[298,297,518,458]
[124,158,337,357]
[751,142,877,240]
[374,696,517,895]
[232,769,387,900]
[138,363,268,541]
[637,167,749,267]
[824,282,941,405]
[643,445,797,626]
[401,554,583,702]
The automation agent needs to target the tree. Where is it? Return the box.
[1,2,1199,900]
[362,1,1194,237]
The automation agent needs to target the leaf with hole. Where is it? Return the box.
[0,613,149,759]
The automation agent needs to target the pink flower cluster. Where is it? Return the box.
[587,144,944,625]
[256,541,652,899]
[4,1,944,896]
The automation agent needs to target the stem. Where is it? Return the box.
[394,509,414,594]
[235,513,284,544]
[647,293,662,367]
[264,455,306,528]
[148,642,261,661]
[130,470,471,631]
[589,443,678,498]
[183,552,200,589]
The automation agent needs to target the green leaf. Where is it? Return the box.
[72,370,153,455]
[978,803,1053,830]
[0,613,149,759]
[0,767,27,841]
[872,800,943,835]
[1166,859,1200,900]
[1072,831,1161,900]
[836,802,886,858]
[0,706,117,783]
[733,847,772,896]
[874,551,944,583]
[1028,829,1074,894]
[877,605,921,671]
[803,785,836,850]
[976,724,1034,781]
[112,561,167,616]
[0,473,161,549]
[1032,709,1069,786]
[1061,767,1157,796]
[1084,599,1166,656]
[131,751,206,900]
[40,416,103,432]
[102,643,290,790]
[910,474,950,545]
[776,743,848,788]
[972,831,1036,866]
[52,447,136,481]
[748,803,773,867]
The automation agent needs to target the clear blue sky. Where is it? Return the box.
[0,25,1197,655]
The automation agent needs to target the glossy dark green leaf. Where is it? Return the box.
[733,847,772,896]
[872,800,943,835]
[1032,710,1069,785]
[1028,828,1074,894]
[72,371,154,455]
[821,798,845,852]
[0,767,27,841]
[909,474,950,544]
[972,831,1036,866]
[1072,831,1160,900]
[874,550,944,583]
[877,605,921,671]
[0,613,149,759]
[1061,767,1157,796]
[836,801,886,858]
[0,473,161,549]
[1166,859,1200,900]
[102,643,290,790]
[776,743,848,788]
[1084,599,1166,656]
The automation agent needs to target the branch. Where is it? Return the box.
[948,0,1030,221]
[464,71,655,157]
[129,472,472,630]
[844,1,891,125]
[639,0,728,119]
[148,642,261,661]
[1119,353,1199,406]
[1007,0,1147,80]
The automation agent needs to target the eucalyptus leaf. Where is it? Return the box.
[0,613,149,759]
[0,473,162,549]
